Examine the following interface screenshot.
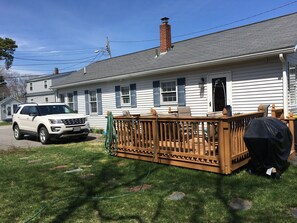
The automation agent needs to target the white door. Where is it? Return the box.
[207,72,232,112]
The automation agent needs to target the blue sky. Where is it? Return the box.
[1,0,297,75]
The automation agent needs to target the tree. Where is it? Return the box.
[0,68,26,100]
[0,37,18,69]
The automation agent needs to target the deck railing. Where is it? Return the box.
[112,110,265,174]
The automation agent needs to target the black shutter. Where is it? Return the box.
[153,81,160,107]
[115,86,121,108]
[130,83,137,108]
[84,90,89,115]
[97,88,102,115]
[73,91,78,112]
[177,78,186,106]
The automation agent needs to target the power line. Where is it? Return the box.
[14,55,97,62]
[110,1,297,43]
[15,47,96,53]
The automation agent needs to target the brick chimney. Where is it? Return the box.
[54,67,59,75]
[160,17,171,53]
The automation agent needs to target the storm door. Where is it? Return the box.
[207,72,232,112]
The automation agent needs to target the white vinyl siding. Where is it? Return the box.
[55,57,283,129]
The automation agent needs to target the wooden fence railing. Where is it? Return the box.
[112,110,265,174]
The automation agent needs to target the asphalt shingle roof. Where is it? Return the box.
[53,12,297,87]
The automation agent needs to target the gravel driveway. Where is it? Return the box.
[0,125,97,150]
[0,125,44,150]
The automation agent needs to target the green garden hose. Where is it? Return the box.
[104,112,118,155]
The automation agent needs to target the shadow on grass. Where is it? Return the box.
[48,158,164,223]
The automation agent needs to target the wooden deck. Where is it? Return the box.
[110,106,295,174]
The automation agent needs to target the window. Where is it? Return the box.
[121,86,130,105]
[44,80,48,89]
[161,81,177,103]
[68,93,74,110]
[89,90,97,113]
[45,97,48,103]
[31,99,34,102]
[20,106,38,115]
[30,83,33,91]
[289,64,297,113]
[153,79,185,107]
[13,104,19,113]
[59,94,65,103]
[7,106,11,116]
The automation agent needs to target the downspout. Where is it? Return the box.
[279,53,288,117]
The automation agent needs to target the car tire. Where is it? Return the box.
[39,127,50,144]
[13,124,24,140]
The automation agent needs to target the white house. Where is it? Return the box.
[26,68,74,103]
[0,96,22,121]
[51,13,297,129]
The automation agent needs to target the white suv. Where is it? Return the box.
[12,103,90,144]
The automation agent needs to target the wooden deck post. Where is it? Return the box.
[288,113,295,158]
[151,109,160,162]
[219,110,232,174]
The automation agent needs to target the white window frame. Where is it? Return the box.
[89,90,97,114]
[288,64,297,113]
[121,86,131,106]
[44,80,48,89]
[160,80,177,105]
[30,83,33,91]
[67,93,74,110]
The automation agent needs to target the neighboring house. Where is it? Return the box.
[51,13,297,129]
[25,68,74,103]
[0,96,23,121]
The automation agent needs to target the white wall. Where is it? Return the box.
[57,56,283,129]
[26,94,56,103]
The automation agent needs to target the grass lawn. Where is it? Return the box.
[0,121,12,126]
[1,141,297,223]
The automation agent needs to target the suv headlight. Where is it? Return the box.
[48,119,63,124]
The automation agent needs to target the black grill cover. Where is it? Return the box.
[243,117,292,174]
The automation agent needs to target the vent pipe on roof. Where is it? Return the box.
[160,17,171,54]
[83,67,87,75]
[54,67,59,75]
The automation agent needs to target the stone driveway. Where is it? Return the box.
[0,125,97,150]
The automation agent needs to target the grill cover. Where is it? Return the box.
[243,117,292,174]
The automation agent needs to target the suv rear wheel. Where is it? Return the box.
[39,127,50,144]
[13,124,24,140]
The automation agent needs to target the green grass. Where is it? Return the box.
[0,120,12,126]
[1,141,297,223]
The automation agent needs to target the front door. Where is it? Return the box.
[207,72,232,112]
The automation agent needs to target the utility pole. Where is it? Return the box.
[106,36,112,58]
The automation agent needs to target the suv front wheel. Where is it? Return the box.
[13,124,24,140]
[39,127,50,144]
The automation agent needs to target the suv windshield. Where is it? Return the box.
[38,105,75,115]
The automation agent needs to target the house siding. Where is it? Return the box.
[57,57,283,129]
[26,78,55,103]
[287,52,297,64]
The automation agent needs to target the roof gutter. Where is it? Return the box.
[52,47,295,89]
